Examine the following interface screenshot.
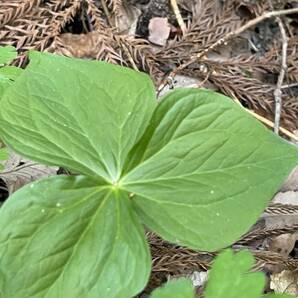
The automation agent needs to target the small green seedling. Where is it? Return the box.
[150,278,194,298]
[0,45,18,66]
[204,249,267,298]
[0,45,23,95]
[152,249,294,298]
[0,51,297,297]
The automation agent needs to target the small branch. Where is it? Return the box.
[197,71,210,88]
[120,42,139,71]
[229,96,297,141]
[100,0,113,27]
[157,7,298,94]
[170,0,186,35]
[246,109,298,142]
[281,83,298,89]
[274,17,288,134]
[0,162,38,176]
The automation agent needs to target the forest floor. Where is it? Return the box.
[0,0,298,296]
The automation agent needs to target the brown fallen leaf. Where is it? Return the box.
[270,270,298,296]
[279,165,298,192]
[115,2,141,35]
[158,75,218,98]
[0,151,58,194]
[273,190,298,205]
[54,32,104,59]
[264,233,298,257]
[188,271,208,287]
[148,17,171,46]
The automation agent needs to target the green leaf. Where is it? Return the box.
[0,51,156,182]
[0,77,12,98]
[150,278,195,298]
[204,249,265,298]
[0,147,8,171]
[0,65,23,80]
[0,147,8,161]
[0,175,150,298]
[0,66,22,100]
[0,46,17,65]
[122,88,298,251]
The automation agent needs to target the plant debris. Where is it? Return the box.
[148,17,171,46]
[0,151,58,194]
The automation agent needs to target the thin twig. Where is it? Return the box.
[100,0,113,27]
[0,162,38,175]
[157,7,298,94]
[231,96,297,141]
[274,17,288,134]
[281,83,298,89]
[246,109,298,141]
[197,71,210,88]
[120,42,139,71]
[170,0,186,35]
[0,186,8,192]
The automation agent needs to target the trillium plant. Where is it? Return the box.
[0,51,297,298]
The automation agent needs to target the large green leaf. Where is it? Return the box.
[150,278,194,298]
[0,51,156,182]
[0,175,150,298]
[122,89,298,251]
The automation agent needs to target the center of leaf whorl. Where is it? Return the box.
[111,180,121,189]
